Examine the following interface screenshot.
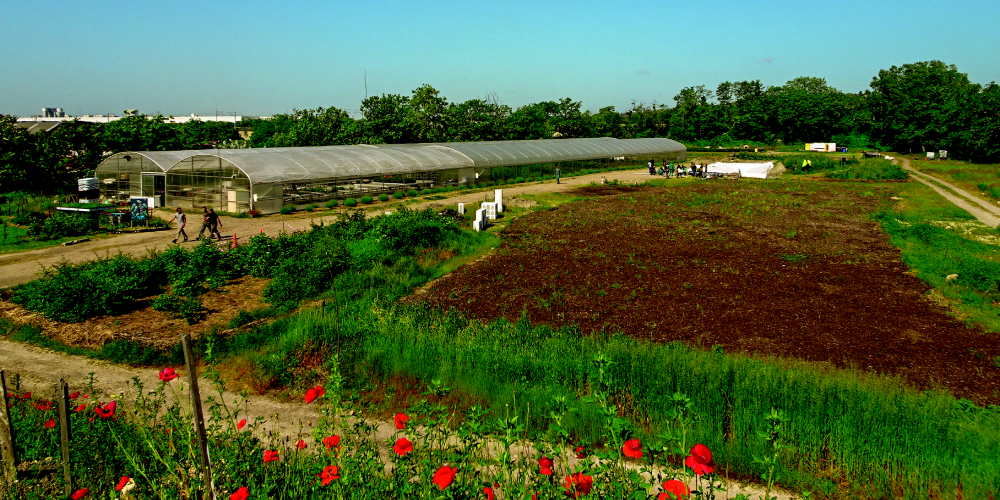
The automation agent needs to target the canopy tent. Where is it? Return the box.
[706,162,774,179]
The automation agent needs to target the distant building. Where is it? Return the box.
[17,109,245,125]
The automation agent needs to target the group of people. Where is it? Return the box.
[168,206,224,244]
[647,159,711,178]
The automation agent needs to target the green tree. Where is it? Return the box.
[446,97,510,141]
[360,93,413,144]
[968,82,1000,163]
[408,84,449,143]
[868,60,978,154]
[100,114,183,152]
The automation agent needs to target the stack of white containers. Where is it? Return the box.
[78,177,100,203]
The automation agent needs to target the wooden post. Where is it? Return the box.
[181,335,215,499]
[0,370,18,483]
[57,379,72,497]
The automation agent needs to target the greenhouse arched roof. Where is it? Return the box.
[113,137,685,185]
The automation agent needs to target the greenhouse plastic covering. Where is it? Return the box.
[100,137,685,185]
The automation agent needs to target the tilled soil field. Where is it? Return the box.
[416,180,1000,405]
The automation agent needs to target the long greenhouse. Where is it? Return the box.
[94,137,686,214]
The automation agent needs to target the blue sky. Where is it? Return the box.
[2,0,998,117]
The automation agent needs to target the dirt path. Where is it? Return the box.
[899,158,1000,227]
[0,169,655,290]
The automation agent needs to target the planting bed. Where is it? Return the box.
[416,180,1000,405]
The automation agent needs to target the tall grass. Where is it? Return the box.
[344,304,1000,499]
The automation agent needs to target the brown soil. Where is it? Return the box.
[414,179,1000,405]
[0,275,270,351]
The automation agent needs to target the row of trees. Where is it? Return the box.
[2,60,998,194]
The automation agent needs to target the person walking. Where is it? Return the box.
[196,206,212,239]
[207,208,223,239]
[169,207,188,244]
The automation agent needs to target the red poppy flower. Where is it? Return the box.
[304,385,324,403]
[71,489,89,499]
[230,486,249,500]
[393,437,413,456]
[575,446,586,458]
[622,439,643,459]
[94,401,117,420]
[322,435,341,451]
[20,392,31,399]
[319,465,339,486]
[263,450,279,463]
[538,456,554,475]
[35,401,53,411]
[158,367,178,382]
[43,418,56,428]
[116,476,131,491]
[563,472,593,498]
[74,404,86,412]
[659,480,690,500]
[394,413,409,430]
[295,439,307,450]
[433,466,457,490]
[685,444,714,476]
[237,419,247,430]
[69,392,80,399]
[484,485,495,500]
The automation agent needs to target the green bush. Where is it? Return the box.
[444,186,455,192]
[515,177,525,183]
[407,189,419,197]
[27,213,96,240]
[393,191,405,199]
[458,185,468,190]
[360,196,374,204]
[378,194,389,202]
[150,292,206,325]
[324,199,338,208]
[11,211,44,226]
[305,203,318,211]
[11,254,163,322]
[420,189,432,195]
[827,159,907,180]
[279,205,296,215]
[526,177,535,182]
[344,198,358,207]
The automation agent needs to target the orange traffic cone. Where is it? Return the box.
[230,233,238,249]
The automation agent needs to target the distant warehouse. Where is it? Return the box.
[94,138,686,215]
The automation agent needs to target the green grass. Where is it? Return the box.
[874,183,1000,332]
[0,222,92,254]
[910,159,1000,204]
[0,318,182,365]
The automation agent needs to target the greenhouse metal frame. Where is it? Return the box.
[94,138,686,214]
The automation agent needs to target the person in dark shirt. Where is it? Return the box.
[206,209,223,240]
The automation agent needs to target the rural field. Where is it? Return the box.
[2,162,1000,500]
[416,179,1000,405]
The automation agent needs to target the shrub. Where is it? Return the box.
[344,198,358,207]
[11,211,44,226]
[305,203,318,211]
[393,191,405,199]
[420,189,432,195]
[526,177,535,182]
[360,196,374,204]
[27,213,96,240]
[150,292,206,325]
[444,186,455,192]
[378,194,389,202]
[324,199,338,208]
[279,205,296,215]
[515,177,525,183]
[458,185,468,190]
[407,189,418,197]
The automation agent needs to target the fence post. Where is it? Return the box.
[57,379,72,497]
[0,370,18,483]
[181,334,215,499]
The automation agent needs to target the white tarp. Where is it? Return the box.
[706,162,774,179]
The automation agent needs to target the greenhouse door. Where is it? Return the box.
[140,174,165,207]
